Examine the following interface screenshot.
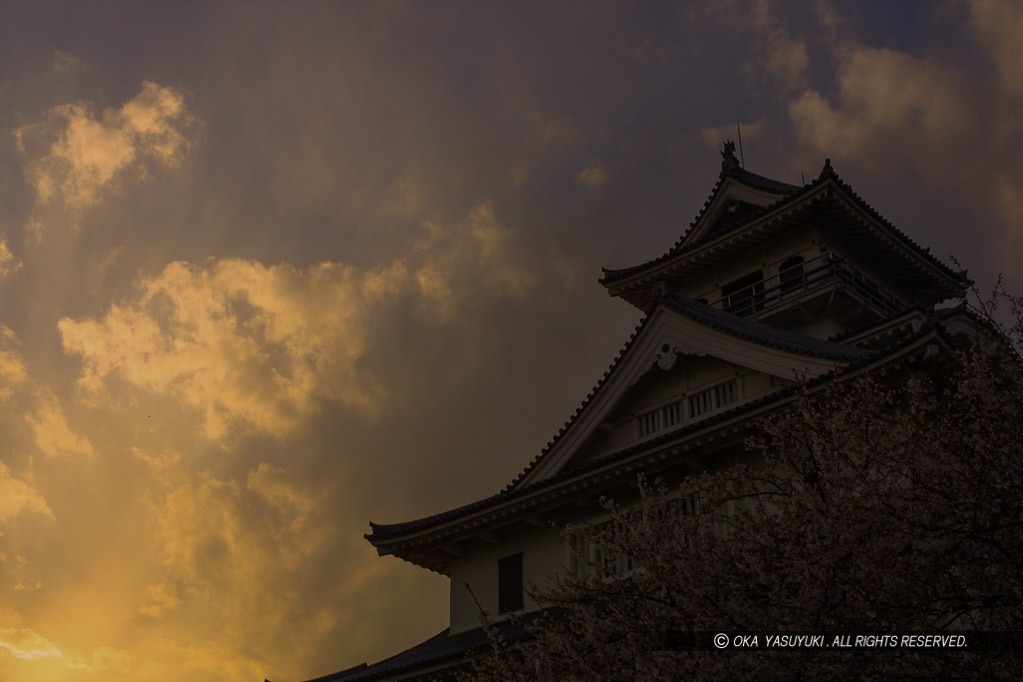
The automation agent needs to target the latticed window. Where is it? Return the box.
[637,380,739,439]
[637,397,684,437]
[638,410,660,437]
[688,379,737,418]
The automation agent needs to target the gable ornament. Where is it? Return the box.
[655,342,682,370]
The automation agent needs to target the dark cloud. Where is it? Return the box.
[0,2,1019,680]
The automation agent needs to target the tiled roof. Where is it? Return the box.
[366,317,652,542]
[368,376,794,542]
[368,301,884,544]
[302,621,529,682]
[347,321,958,682]
[494,295,872,494]
[661,292,875,361]
[694,200,767,245]
[813,160,968,284]
[502,316,647,490]
[600,164,801,284]
[600,159,969,288]
[367,156,968,548]
[367,312,654,543]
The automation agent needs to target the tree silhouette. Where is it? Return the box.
[465,290,1023,681]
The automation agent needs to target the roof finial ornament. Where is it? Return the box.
[721,140,740,173]
[818,157,834,179]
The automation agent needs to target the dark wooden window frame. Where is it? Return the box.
[498,552,524,613]
[778,256,806,295]
[722,270,765,315]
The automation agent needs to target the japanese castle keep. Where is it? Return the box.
[300,143,973,681]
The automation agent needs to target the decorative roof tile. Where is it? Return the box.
[600,160,801,284]
[600,156,968,289]
[367,301,889,544]
[366,156,967,549]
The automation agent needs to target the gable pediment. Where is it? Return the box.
[515,299,870,487]
[562,355,786,475]
[681,175,791,248]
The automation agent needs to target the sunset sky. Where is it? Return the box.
[0,2,1021,680]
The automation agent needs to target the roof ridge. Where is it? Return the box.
[365,320,946,545]
[812,161,970,285]
[601,150,806,286]
[602,156,969,290]
[366,315,651,537]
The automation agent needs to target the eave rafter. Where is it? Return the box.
[606,192,827,308]
[605,173,966,310]
[368,401,779,574]
[365,155,969,580]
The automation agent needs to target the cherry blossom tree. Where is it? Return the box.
[465,292,1023,681]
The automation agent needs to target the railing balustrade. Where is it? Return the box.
[703,253,903,318]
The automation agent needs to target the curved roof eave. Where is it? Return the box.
[367,298,888,548]
[600,165,802,285]
[366,319,946,551]
[601,160,970,294]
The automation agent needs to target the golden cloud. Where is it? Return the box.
[748,0,809,90]
[14,81,194,210]
[0,326,29,404]
[59,259,400,439]
[0,463,52,523]
[25,388,95,459]
[50,50,84,77]
[138,583,181,619]
[0,554,43,594]
[575,161,607,188]
[247,462,315,517]
[970,0,1023,100]
[129,455,336,679]
[527,111,581,144]
[60,202,544,439]
[0,628,136,680]
[0,628,65,662]
[789,46,971,157]
[0,324,94,465]
[0,242,20,282]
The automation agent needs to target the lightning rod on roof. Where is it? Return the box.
[736,122,745,168]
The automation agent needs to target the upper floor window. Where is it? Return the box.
[778,256,806,295]
[498,552,523,613]
[722,271,764,315]
[636,379,739,440]
[637,398,683,437]
[688,379,737,418]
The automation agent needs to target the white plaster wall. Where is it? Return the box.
[741,370,796,400]
[684,357,740,394]
[683,231,822,303]
[448,524,568,634]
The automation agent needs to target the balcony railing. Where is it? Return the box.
[703,252,904,319]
